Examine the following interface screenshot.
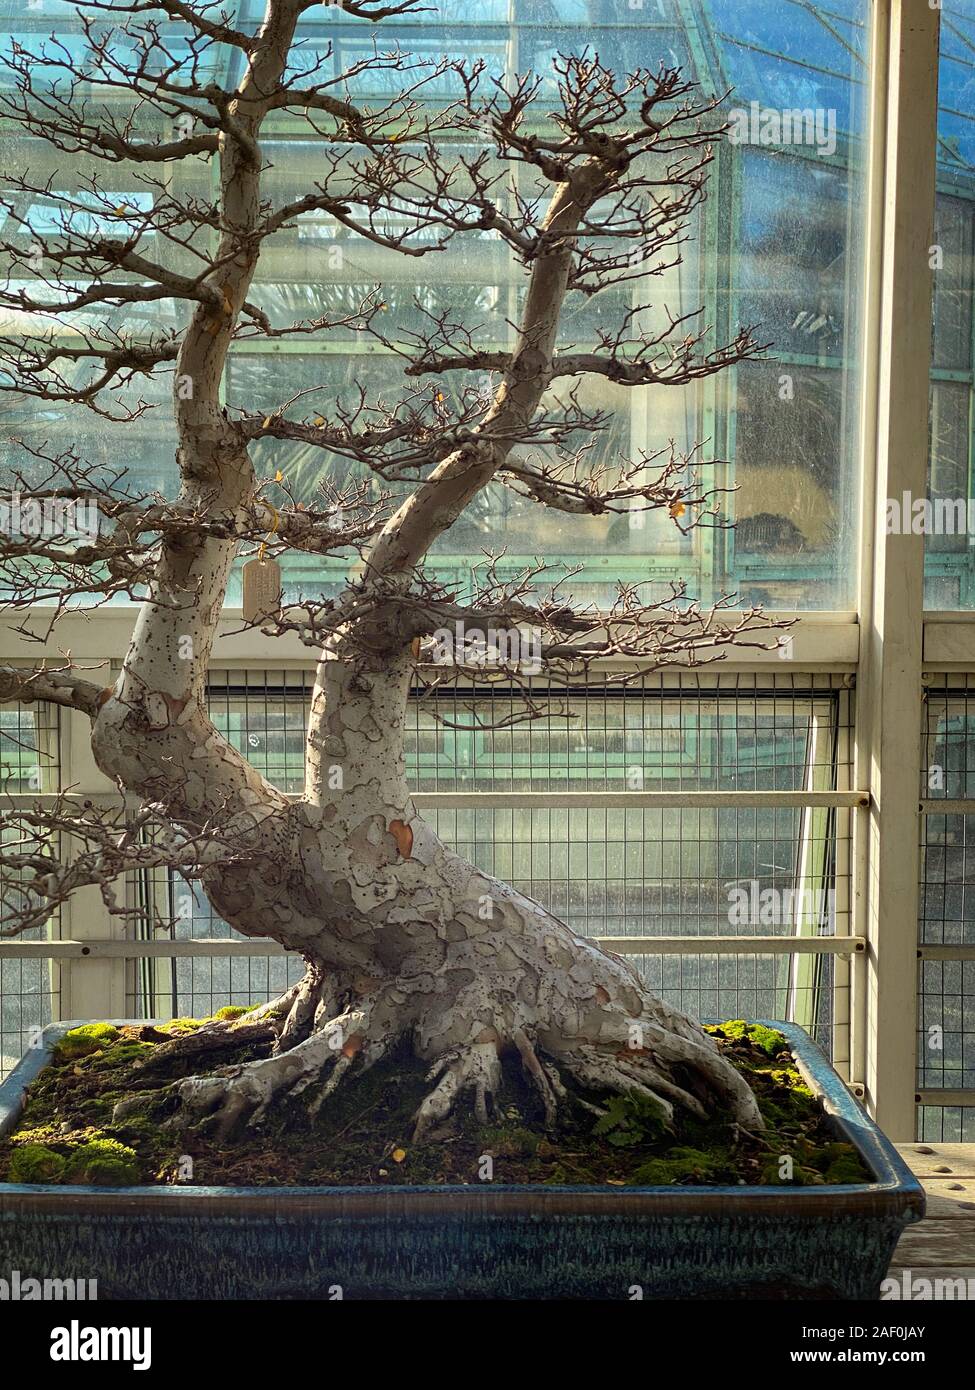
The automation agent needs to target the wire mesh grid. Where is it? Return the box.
[407,669,846,792]
[207,668,313,794]
[633,950,837,1056]
[0,700,61,1078]
[919,958,975,1088]
[0,694,59,793]
[918,1105,975,1143]
[0,950,60,1081]
[918,675,975,1137]
[122,670,850,1060]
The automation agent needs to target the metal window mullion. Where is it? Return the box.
[854,0,940,1138]
[786,707,836,1033]
[57,703,126,1021]
[832,683,854,1078]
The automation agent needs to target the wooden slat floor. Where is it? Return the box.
[890,1144,975,1287]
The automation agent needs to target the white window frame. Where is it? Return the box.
[0,2,961,1141]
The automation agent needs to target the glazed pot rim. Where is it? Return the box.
[0,1018,926,1220]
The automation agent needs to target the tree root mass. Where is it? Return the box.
[0,1018,870,1190]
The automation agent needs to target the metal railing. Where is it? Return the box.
[0,780,867,1086]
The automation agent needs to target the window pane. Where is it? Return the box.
[918,678,975,1136]
[125,672,843,1051]
[732,363,846,596]
[929,380,971,557]
[0,1,870,612]
[925,1,975,606]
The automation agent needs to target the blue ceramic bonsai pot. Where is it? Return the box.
[0,1020,923,1300]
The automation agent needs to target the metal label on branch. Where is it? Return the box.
[241,556,281,623]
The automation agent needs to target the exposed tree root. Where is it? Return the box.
[413,1040,504,1140]
[132,1019,276,1078]
[513,1027,560,1128]
[273,964,328,1054]
[166,964,765,1142]
[172,984,397,1139]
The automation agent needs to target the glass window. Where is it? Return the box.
[0,1,870,612]
[925,2,975,607]
[0,699,60,1076]
[128,672,841,1050]
[0,699,58,792]
[918,679,975,1137]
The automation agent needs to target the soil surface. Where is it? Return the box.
[0,1017,870,1188]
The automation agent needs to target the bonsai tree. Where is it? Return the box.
[0,0,782,1140]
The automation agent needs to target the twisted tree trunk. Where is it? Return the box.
[12,0,768,1140]
[90,642,762,1139]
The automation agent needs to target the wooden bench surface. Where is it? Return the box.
[890,1144,975,1280]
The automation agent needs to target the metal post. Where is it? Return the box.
[855,0,941,1138]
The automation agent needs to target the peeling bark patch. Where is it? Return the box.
[353,975,382,996]
[595,986,611,1005]
[144,692,172,730]
[389,819,413,859]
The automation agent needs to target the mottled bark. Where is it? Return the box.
[15,2,768,1138]
[91,625,763,1137]
[94,637,762,1138]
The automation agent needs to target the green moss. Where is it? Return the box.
[630,1146,724,1185]
[211,1006,249,1022]
[767,1067,813,1096]
[712,1020,789,1058]
[86,1041,156,1071]
[804,1140,868,1184]
[8,1125,62,1146]
[478,1125,541,1159]
[63,1138,140,1187]
[7,1143,66,1184]
[824,1152,868,1183]
[53,1023,120,1063]
[0,1014,872,1189]
[759,1156,822,1185]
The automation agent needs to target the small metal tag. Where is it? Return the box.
[241,556,282,623]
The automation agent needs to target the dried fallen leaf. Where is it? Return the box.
[389,818,413,859]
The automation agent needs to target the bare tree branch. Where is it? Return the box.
[0,663,107,718]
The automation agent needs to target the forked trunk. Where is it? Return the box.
[92,651,763,1138]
